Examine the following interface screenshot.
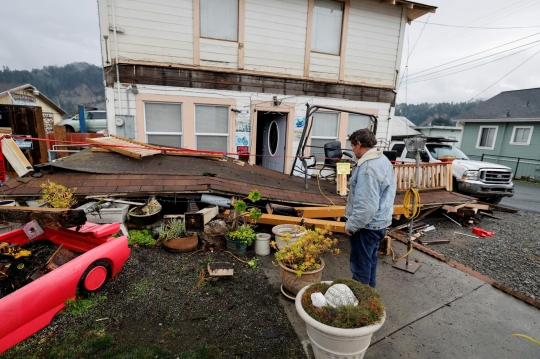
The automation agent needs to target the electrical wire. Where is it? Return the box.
[467,47,540,102]
[397,12,431,91]
[403,188,421,220]
[413,21,540,30]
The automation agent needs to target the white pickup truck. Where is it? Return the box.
[389,138,514,204]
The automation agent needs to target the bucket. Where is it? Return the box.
[254,233,271,256]
[272,224,306,249]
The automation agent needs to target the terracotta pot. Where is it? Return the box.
[296,281,386,359]
[162,234,198,253]
[279,259,325,296]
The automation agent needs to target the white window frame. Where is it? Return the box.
[509,125,533,146]
[476,125,498,150]
[194,104,230,152]
[200,0,239,42]
[143,102,183,147]
[311,0,344,56]
[310,112,340,163]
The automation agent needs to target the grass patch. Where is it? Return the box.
[64,294,107,316]
[128,229,157,247]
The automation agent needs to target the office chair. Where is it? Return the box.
[319,141,355,180]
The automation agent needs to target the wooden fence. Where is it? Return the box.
[393,162,453,192]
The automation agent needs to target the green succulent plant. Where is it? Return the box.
[153,219,194,242]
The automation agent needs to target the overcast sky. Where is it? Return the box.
[1,0,539,104]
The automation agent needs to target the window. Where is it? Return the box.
[312,0,344,55]
[390,143,405,157]
[311,112,339,162]
[144,103,183,148]
[195,105,229,152]
[476,126,498,150]
[510,126,533,145]
[345,114,371,150]
[200,0,238,41]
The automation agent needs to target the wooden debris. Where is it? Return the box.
[84,197,144,206]
[379,236,392,255]
[207,262,234,277]
[267,203,297,216]
[478,211,500,220]
[186,206,219,232]
[86,135,162,159]
[233,159,245,166]
[0,207,87,229]
[1,137,33,177]
[295,206,345,218]
[477,202,518,213]
[418,238,450,245]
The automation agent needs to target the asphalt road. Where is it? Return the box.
[500,181,540,214]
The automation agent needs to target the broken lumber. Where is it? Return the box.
[186,206,219,232]
[295,206,345,218]
[86,136,162,159]
[477,201,518,213]
[0,206,87,229]
[1,137,33,177]
[267,203,297,216]
[478,211,500,220]
[418,238,450,245]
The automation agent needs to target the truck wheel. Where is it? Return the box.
[484,197,502,205]
[65,126,75,133]
[77,260,111,296]
[452,178,458,192]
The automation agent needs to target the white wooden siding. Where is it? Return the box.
[309,52,340,80]
[244,0,308,76]
[106,0,193,65]
[344,0,403,86]
[200,38,238,68]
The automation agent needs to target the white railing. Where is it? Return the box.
[393,162,453,192]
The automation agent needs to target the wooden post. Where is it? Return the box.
[54,125,69,158]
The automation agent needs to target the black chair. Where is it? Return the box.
[319,141,355,180]
[383,150,397,162]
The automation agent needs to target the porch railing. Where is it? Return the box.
[393,162,453,192]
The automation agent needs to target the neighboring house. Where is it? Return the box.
[391,116,421,137]
[415,125,463,148]
[453,87,540,179]
[96,0,436,174]
[0,83,67,132]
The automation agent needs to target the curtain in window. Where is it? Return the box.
[200,0,238,41]
[312,0,343,55]
[345,114,371,149]
[514,128,530,143]
[195,105,229,152]
[145,103,182,147]
[480,127,495,147]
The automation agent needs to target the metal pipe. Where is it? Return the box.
[111,0,123,115]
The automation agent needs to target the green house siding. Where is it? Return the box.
[461,122,540,178]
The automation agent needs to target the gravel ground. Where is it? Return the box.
[415,210,540,301]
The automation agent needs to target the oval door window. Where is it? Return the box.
[268,121,279,156]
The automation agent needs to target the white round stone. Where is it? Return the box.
[310,292,327,308]
[324,283,359,308]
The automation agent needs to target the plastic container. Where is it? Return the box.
[272,224,306,249]
[254,233,271,256]
[78,202,130,224]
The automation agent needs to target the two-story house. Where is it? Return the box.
[97,0,435,174]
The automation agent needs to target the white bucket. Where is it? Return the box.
[254,233,271,256]
[272,224,306,249]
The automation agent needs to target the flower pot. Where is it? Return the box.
[254,233,271,256]
[162,234,199,253]
[226,237,247,255]
[278,259,324,297]
[295,281,386,359]
[272,224,306,249]
[128,210,161,226]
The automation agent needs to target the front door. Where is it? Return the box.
[261,114,286,172]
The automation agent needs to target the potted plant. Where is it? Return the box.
[272,226,339,298]
[153,219,198,253]
[225,190,262,255]
[40,180,77,208]
[295,278,386,359]
[128,197,162,226]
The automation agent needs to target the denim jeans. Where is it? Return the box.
[349,228,386,288]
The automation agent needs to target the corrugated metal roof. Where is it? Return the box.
[392,116,421,136]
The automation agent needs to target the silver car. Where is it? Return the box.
[58,110,107,133]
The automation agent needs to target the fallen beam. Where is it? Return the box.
[294,206,345,218]
[0,207,87,229]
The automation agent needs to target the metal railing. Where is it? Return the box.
[467,153,540,180]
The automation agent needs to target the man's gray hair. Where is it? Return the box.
[348,128,377,148]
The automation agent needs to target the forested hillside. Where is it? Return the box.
[0,63,105,115]
[396,100,483,126]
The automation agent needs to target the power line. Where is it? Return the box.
[404,32,540,78]
[413,22,540,29]
[405,40,540,82]
[407,44,540,84]
[468,47,540,102]
[398,12,431,91]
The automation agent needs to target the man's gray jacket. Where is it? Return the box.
[344,150,396,234]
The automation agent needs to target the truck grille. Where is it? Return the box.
[480,170,512,184]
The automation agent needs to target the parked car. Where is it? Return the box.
[390,137,514,204]
[58,110,107,133]
[0,222,130,353]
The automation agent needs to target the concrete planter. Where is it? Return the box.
[295,281,386,359]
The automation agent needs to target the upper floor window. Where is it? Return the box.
[510,126,533,145]
[312,0,344,55]
[200,0,238,41]
[476,126,498,150]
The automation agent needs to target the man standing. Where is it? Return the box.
[344,129,396,288]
